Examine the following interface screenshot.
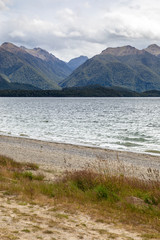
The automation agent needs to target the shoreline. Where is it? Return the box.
[0,135,160,173]
[1,132,160,157]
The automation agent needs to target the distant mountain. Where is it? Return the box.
[2,42,160,92]
[67,56,88,70]
[100,45,142,56]
[0,74,39,90]
[61,45,160,92]
[0,42,72,90]
[145,44,160,57]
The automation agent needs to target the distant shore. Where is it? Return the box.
[0,135,160,174]
[0,86,160,97]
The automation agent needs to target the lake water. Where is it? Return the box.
[0,97,160,154]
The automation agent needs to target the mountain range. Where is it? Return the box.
[1,42,160,92]
[0,42,85,90]
[61,44,160,92]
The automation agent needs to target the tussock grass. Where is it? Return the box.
[0,155,39,170]
[0,155,160,233]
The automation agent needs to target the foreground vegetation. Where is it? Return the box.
[0,155,160,238]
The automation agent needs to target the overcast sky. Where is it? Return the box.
[0,0,160,61]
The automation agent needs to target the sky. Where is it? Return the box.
[1,0,160,61]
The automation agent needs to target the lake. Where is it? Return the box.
[0,97,160,154]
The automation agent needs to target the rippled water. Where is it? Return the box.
[0,97,160,154]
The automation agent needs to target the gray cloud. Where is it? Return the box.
[0,0,9,10]
[1,0,160,60]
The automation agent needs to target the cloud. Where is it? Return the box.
[84,1,91,8]
[9,30,25,38]
[1,0,160,60]
[0,0,10,10]
[0,0,10,11]
[100,0,160,41]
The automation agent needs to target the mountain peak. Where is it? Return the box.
[145,44,160,56]
[147,44,160,49]
[23,47,57,61]
[1,42,16,47]
[101,45,143,56]
[1,42,20,51]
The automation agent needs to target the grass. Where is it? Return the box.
[0,155,39,170]
[141,233,160,239]
[0,155,160,235]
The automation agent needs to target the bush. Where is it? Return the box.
[13,171,44,181]
[65,170,99,191]
[94,185,108,199]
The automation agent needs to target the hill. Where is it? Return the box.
[67,56,88,70]
[61,45,160,92]
[0,74,40,90]
[0,42,72,90]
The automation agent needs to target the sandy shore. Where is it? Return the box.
[0,135,160,173]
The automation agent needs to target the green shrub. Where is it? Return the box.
[23,171,34,180]
[94,185,108,199]
[13,171,44,181]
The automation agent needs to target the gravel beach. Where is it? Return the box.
[0,135,160,173]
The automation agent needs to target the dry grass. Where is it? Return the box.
[0,155,39,170]
[0,155,160,235]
